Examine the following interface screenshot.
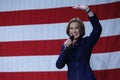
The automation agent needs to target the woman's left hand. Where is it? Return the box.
[72,5,94,17]
[72,5,90,12]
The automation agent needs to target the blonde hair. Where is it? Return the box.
[66,18,85,37]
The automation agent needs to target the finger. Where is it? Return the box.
[72,6,78,9]
[78,5,86,10]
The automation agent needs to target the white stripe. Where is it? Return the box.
[0,0,119,12]
[0,51,120,72]
[0,18,120,42]
[90,52,120,70]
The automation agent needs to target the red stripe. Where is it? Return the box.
[93,35,120,53]
[94,69,120,80]
[0,69,119,80]
[0,2,119,26]
[0,35,119,56]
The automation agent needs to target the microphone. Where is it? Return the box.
[70,35,74,42]
[65,35,74,50]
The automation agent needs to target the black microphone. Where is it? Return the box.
[65,35,74,50]
[70,35,74,42]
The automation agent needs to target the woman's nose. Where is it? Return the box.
[73,29,76,33]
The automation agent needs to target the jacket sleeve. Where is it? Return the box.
[85,13,102,49]
[56,45,69,69]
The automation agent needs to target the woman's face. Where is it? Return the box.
[69,22,80,39]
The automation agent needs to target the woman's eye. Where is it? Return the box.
[70,27,73,29]
[76,26,79,29]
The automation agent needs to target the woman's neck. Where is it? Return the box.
[73,39,77,45]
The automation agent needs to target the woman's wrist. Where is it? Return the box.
[86,8,94,17]
[85,8,91,13]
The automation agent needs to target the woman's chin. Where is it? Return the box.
[74,37,79,40]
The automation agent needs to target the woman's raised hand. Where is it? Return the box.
[72,5,90,12]
[73,5,94,17]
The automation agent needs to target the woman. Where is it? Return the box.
[56,5,102,80]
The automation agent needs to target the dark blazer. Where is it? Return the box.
[56,14,102,80]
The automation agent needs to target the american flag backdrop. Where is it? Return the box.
[0,0,120,80]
